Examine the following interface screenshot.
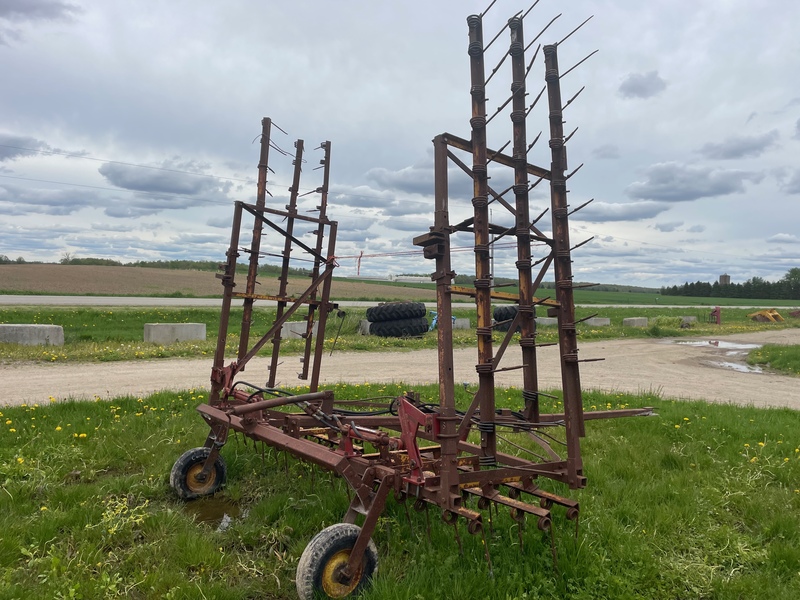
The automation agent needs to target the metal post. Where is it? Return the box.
[267,139,303,387]
[238,118,272,362]
[508,16,541,423]
[301,141,333,383]
[544,44,585,487]
[467,13,497,466]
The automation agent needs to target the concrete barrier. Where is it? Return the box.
[280,321,318,339]
[622,317,648,327]
[0,324,64,346]
[584,317,610,327]
[681,316,697,325]
[144,323,206,344]
[453,318,471,330]
[535,317,559,326]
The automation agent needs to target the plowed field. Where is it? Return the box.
[0,264,435,301]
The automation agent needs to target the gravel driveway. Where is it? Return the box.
[3,329,799,410]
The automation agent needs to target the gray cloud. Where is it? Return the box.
[618,71,667,99]
[782,169,800,194]
[697,130,778,159]
[0,183,98,215]
[654,221,683,232]
[766,233,800,244]
[0,133,50,161]
[206,215,232,229]
[0,0,80,45]
[0,0,80,21]
[571,200,668,222]
[98,160,234,217]
[625,162,764,202]
[102,193,201,218]
[98,161,228,196]
[686,224,706,233]
[591,144,620,160]
[794,118,800,140]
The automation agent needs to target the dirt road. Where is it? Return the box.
[3,329,798,409]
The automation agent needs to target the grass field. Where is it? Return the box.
[1,384,799,599]
[748,344,800,375]
[1,306,799,364]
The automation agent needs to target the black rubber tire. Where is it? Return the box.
[296,523,378,600]
[493,305,520,332]
[369,317,428,337]
[169,447,227,500]
[366,301,426,323]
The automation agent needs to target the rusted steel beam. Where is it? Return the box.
[544,43,585,489]
[229,292,328,306]
[268,139,304,387]
[448,285,560,306]
[441,131,551,179]
[301,140,334,385]
[466,13,498,470]
[239,118,272,364]
[429,134,461,509]
[508,15,542,425]
[210,201,243,405]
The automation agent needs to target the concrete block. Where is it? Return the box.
[681,316,697,325]
[280,321,319,339]
[144,323,206,344]
[622,317,648,327]
[536,317,559,326]
[584,317,610,327]
[0,324,64,346]
[359,319,371,335]
[453,318,471,330]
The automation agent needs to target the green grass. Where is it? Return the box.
[1,306,798,363]
[748,345,800,375]
[1,384,799,599]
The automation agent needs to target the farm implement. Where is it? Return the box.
[170,5,653,599]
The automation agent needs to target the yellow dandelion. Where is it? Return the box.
[40,506,48,511]
[674,424,680,429]
[744,443,750,448]
[758,442,765,447]
[9,428,16,433]
[79,433,87,439]
[55,426,62,431]
[4,420,11,425]
[16,457,24,464]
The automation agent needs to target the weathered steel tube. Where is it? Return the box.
[239,118,272,362]
[508,15,541,423]
[467,13,497,467]
[544,44,585,488]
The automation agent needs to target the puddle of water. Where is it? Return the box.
[676,340,762,351]
[708,361,763,374]
[184,497,241,531]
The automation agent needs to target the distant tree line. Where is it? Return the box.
[660,269,800,300]
[55,257,310,278]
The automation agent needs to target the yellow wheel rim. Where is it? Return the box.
[321,549,363,598]
[186,462,217,495]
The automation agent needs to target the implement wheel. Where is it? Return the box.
[296,523,378,600]
[170,447,227,500]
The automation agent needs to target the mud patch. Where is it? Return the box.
[184,497,241,531]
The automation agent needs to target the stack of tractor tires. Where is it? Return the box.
[366,301,428,337]
[493,304,521,332]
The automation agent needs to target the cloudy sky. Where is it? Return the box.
[1,0,798,287]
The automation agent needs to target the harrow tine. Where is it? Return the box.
[480,525,494,577]
[425,503,431,542]
[403,500,414,535]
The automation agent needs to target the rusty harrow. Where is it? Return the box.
[170,5,653,599]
